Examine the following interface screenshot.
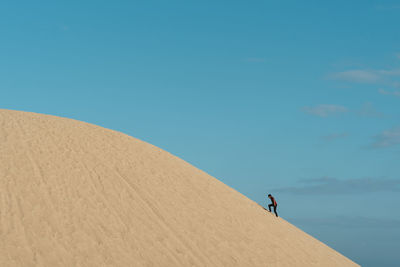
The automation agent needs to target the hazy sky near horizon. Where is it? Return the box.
[1,1,400,266]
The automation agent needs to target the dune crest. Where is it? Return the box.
[0,110,358,266]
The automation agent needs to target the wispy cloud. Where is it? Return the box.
[60,25,70,31]
[379,88,400,97]
[329,68,400,85]
[378,69,400,76]
[370,127,400,148]
[321,133,349,141]
[356,102,384,118]
[301,104,348,117]
[290,216,400,229]
[302,103,384,119]
[274,176,400,195]
[375,5,400,10]
[329,70,381,83]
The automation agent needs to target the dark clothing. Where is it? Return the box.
[268,204,278,217]
[268,195,278,217]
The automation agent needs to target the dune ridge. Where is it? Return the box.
[0,110,359,266]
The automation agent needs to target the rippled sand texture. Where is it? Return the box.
[0,110,359,267]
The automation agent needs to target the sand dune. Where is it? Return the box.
[0,110,359,266]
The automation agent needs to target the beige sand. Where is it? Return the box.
[0,110,359,267]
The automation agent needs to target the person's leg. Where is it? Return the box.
[273,205,278,217]
[268,204,273,212]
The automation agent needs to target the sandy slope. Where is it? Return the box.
[0,110,359,267]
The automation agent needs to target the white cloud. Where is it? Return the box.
[392,81,400,88]
[379,88,400,97]
[329,68,400,84]
[302,104,348,117]
[274,176,400,194]
[60,25,70,31]
[357,102,384,118]
[377,69,400,76]
[330,70,381,83]
[376,5,400,10]
[371,127,400,148]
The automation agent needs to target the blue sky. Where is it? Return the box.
[1,1,400,266]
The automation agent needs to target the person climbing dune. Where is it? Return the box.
[267,194,278,217]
